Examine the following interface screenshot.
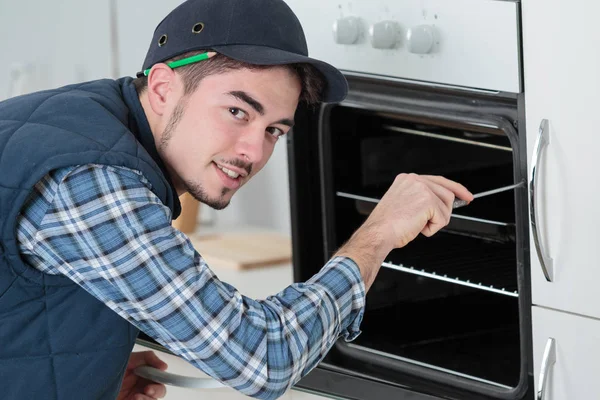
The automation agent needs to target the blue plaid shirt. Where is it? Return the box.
[16,163,365,399]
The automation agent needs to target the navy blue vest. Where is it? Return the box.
[0,78,181,399]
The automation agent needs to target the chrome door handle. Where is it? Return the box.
[529,119,554,281]
[537,337,556,400]
[134,366,226,389]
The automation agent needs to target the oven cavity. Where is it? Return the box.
[321,104,523,390]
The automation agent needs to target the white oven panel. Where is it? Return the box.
[284,0,521,93]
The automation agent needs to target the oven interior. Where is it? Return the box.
[319,104,524,391]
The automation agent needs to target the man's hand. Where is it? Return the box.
[335,173,473,290]
[118,351,169,400]
[369,174,473,249]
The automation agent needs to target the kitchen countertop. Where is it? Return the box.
[133,233,333,400]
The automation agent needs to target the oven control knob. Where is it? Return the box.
[333,17,360,45]
[406,25,436,54]
[369,20,398,49]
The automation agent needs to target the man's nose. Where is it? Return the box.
[237,128,265,164]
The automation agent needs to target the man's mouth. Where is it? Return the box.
[216,164,241,179]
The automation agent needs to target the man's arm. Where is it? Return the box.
[16,164,365,400]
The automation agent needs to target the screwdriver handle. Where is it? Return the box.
[453,199,470,209]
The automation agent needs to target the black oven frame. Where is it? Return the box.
[287,73,534,400]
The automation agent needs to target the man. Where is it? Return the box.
[0,0,473,399]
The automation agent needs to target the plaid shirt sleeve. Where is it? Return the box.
[16,164,366,400]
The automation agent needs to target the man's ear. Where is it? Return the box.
[146,64,178,116]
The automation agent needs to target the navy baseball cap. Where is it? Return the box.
[138,0,348,103]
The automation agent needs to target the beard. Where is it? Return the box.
[183,179,231,210]
[184,157,253,210]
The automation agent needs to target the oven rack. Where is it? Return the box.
[381,261,518,297]
[336,191,514,227]
[334,190,519,296]
[381,124,513,152]
[380,228,518,297]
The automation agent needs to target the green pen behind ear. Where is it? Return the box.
[142,51,217,76]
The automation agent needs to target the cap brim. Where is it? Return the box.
[212,45,348,103]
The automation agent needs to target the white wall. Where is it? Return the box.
[0,0,292,236]
[0,0,114,99]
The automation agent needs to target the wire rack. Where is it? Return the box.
[384,232,518,297]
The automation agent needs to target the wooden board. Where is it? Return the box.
[171,193,200,234]
[189,232,292,270]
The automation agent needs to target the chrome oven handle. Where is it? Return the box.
[537,337,557,400]
[134,366,226,389]
[529,119,554,282]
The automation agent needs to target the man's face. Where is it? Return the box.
[155,66,301,209]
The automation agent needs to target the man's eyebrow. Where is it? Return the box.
[274,118,295,128]
[227,91,264,115]
[227,90,295,127]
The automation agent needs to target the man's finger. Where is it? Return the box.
[145,383,167,399]
[143,351,169,370]
[421,195,450,237]
[421,175,474,202]
[419,179,455,211]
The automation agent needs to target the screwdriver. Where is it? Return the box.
[452,181,525,209]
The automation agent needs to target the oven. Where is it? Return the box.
[285,0,535,399]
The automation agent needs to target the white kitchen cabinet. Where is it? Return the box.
[532,306,600,400]
[522,0,600,319]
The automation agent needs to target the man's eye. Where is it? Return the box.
[267,127,285,139]
[229,107,247,120]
